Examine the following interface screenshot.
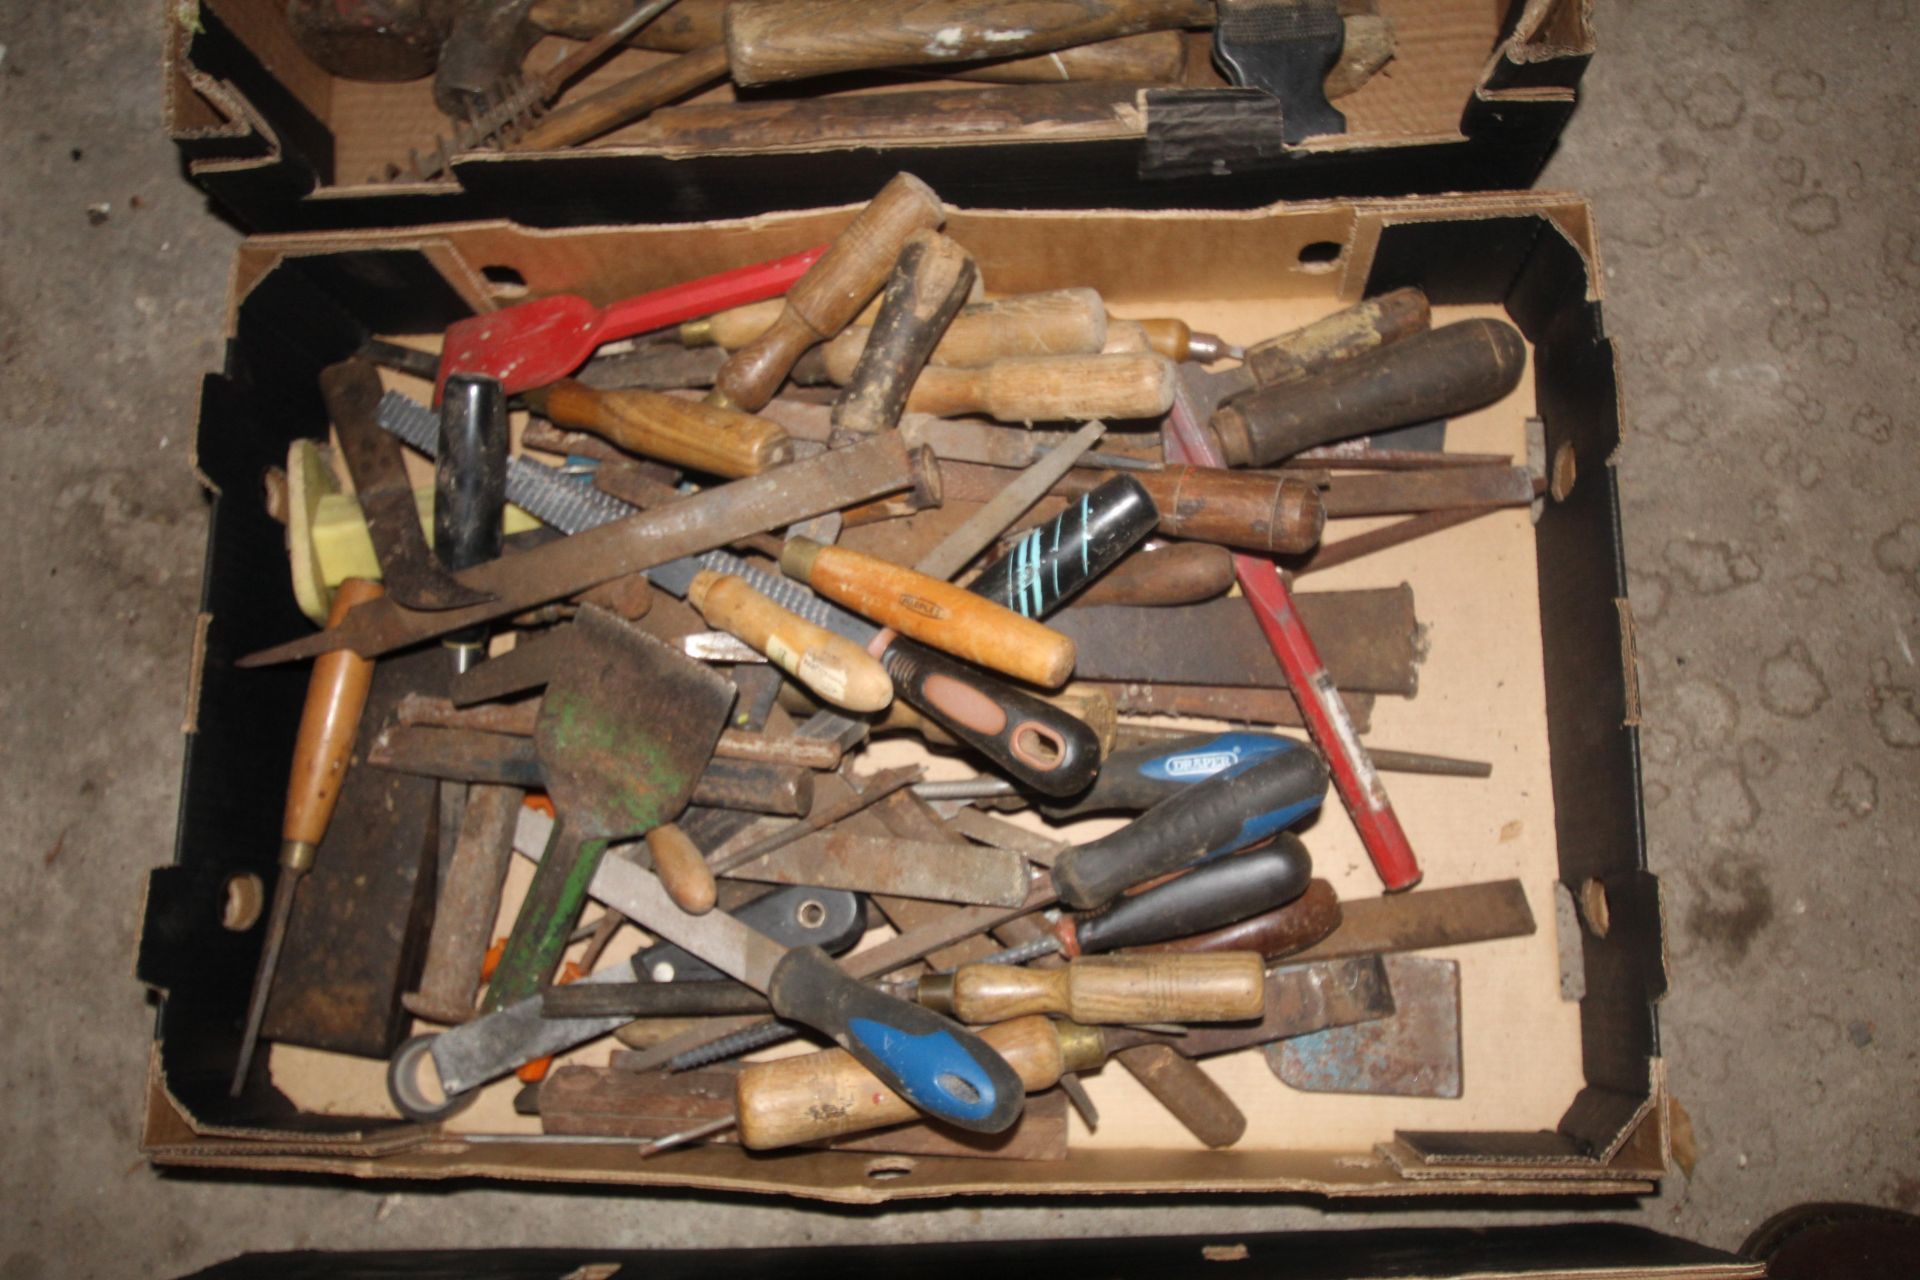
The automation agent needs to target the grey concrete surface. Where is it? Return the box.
[1,1,1916,1274]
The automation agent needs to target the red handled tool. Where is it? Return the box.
[1164,367,1422,892]
[435,246,826,401]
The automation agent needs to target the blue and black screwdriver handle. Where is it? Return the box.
[1051,734,1330,910]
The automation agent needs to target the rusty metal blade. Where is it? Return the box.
[322,360,495,611]
[1268,955,1461,1097]
[536,610,735,840]
[725,830,1032,907]
[1287,879,1536,964]
[1318,465,1538,518]
[1053,590,1422,694]
[238,432,918,666]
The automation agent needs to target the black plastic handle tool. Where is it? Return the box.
[1041,731,1319,819]
[968,475,1157,619]
[636,884,865,984]
[989,837,1313,965]
[1052,746,1329,910]
[877,638,1101,796]
[435,374,511,673]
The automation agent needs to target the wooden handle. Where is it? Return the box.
[513,43,729,151]
[686,295,887,349]
[1127,466,1326,554]
[822,289,1108,383]
[687,570,894,712]
[282,578,383,849]
[712,173,946,411]
[533,379,792,478]
[1115,1043,1247,1147]
[1243,287,1430,388]
[1101,318,1151,354]
[944,953,1265,1023]
[905,353,1175,422]
[832,230,977,438]
[646,823,717,915]
[725,0,1215,86]
[1075,541,1235,607]
[1132,317,1195,362]
[736,1014,1068,1149]
[784,538,1077,688]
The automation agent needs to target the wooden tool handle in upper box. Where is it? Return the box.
[782,537,1077,688]
[646,823,716,915]
[534,380,792,477]
[284,578,383,848]
[711,173,945,411]
[736,1014,1087,1149]
[944,953,1265,1023]
[725,0,1215,86]
[906,353,1176,422]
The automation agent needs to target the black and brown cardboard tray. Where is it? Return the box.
[165,0,1594,231]
[136,182,1672,1204]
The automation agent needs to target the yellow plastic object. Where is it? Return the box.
[284,439,538,625]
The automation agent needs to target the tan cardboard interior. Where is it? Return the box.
[182,196,1652,1200]
[179,0,1519,189]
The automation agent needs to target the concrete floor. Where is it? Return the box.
[2,0,1916,1273]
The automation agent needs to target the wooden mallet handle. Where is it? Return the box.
[905,352,1176,422]
[711,173,945,411]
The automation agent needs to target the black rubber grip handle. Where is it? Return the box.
[1042,731,1316,818]
[968,474,1158,618]
[436,374,510,653]
[881,637,1102,796]
[1072,836,1313,953]
[768,946,1027,1133]
[1052,745,1329,909]
[636,885,864,984]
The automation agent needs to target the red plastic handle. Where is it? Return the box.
[1162,386,1422,892]
[435,244,827,400]
[592,244,826,345]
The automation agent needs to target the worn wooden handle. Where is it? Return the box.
[832,230,977,438]
[513,43,730,152]
[687,570,894,712]
[1128,466,1326,554]
[947,953,1265,1023]
[1101,318,1152,354]
[646,823,716,915]
[1075,540,1235,607]
[725,0,1215,86]
[283,578,383,849]
[784,538,1077,687]
[737,1014,1066,1149]
[1243,287,1430,388]
[684,295,881,349]
[905,353,1176,422]
[712,173,946,411]
[822,289,1108,384]
[1115,1043,1247,1147]
[535,379,792,477]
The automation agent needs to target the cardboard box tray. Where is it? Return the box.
[137,188,1665,1202]
[163,0,1593,232]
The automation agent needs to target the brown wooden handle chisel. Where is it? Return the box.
[781,536,1078,688]
[915,953,1265,1024]
[832,230,977,439]
[710,173,946,411]
[528,379,793,477]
